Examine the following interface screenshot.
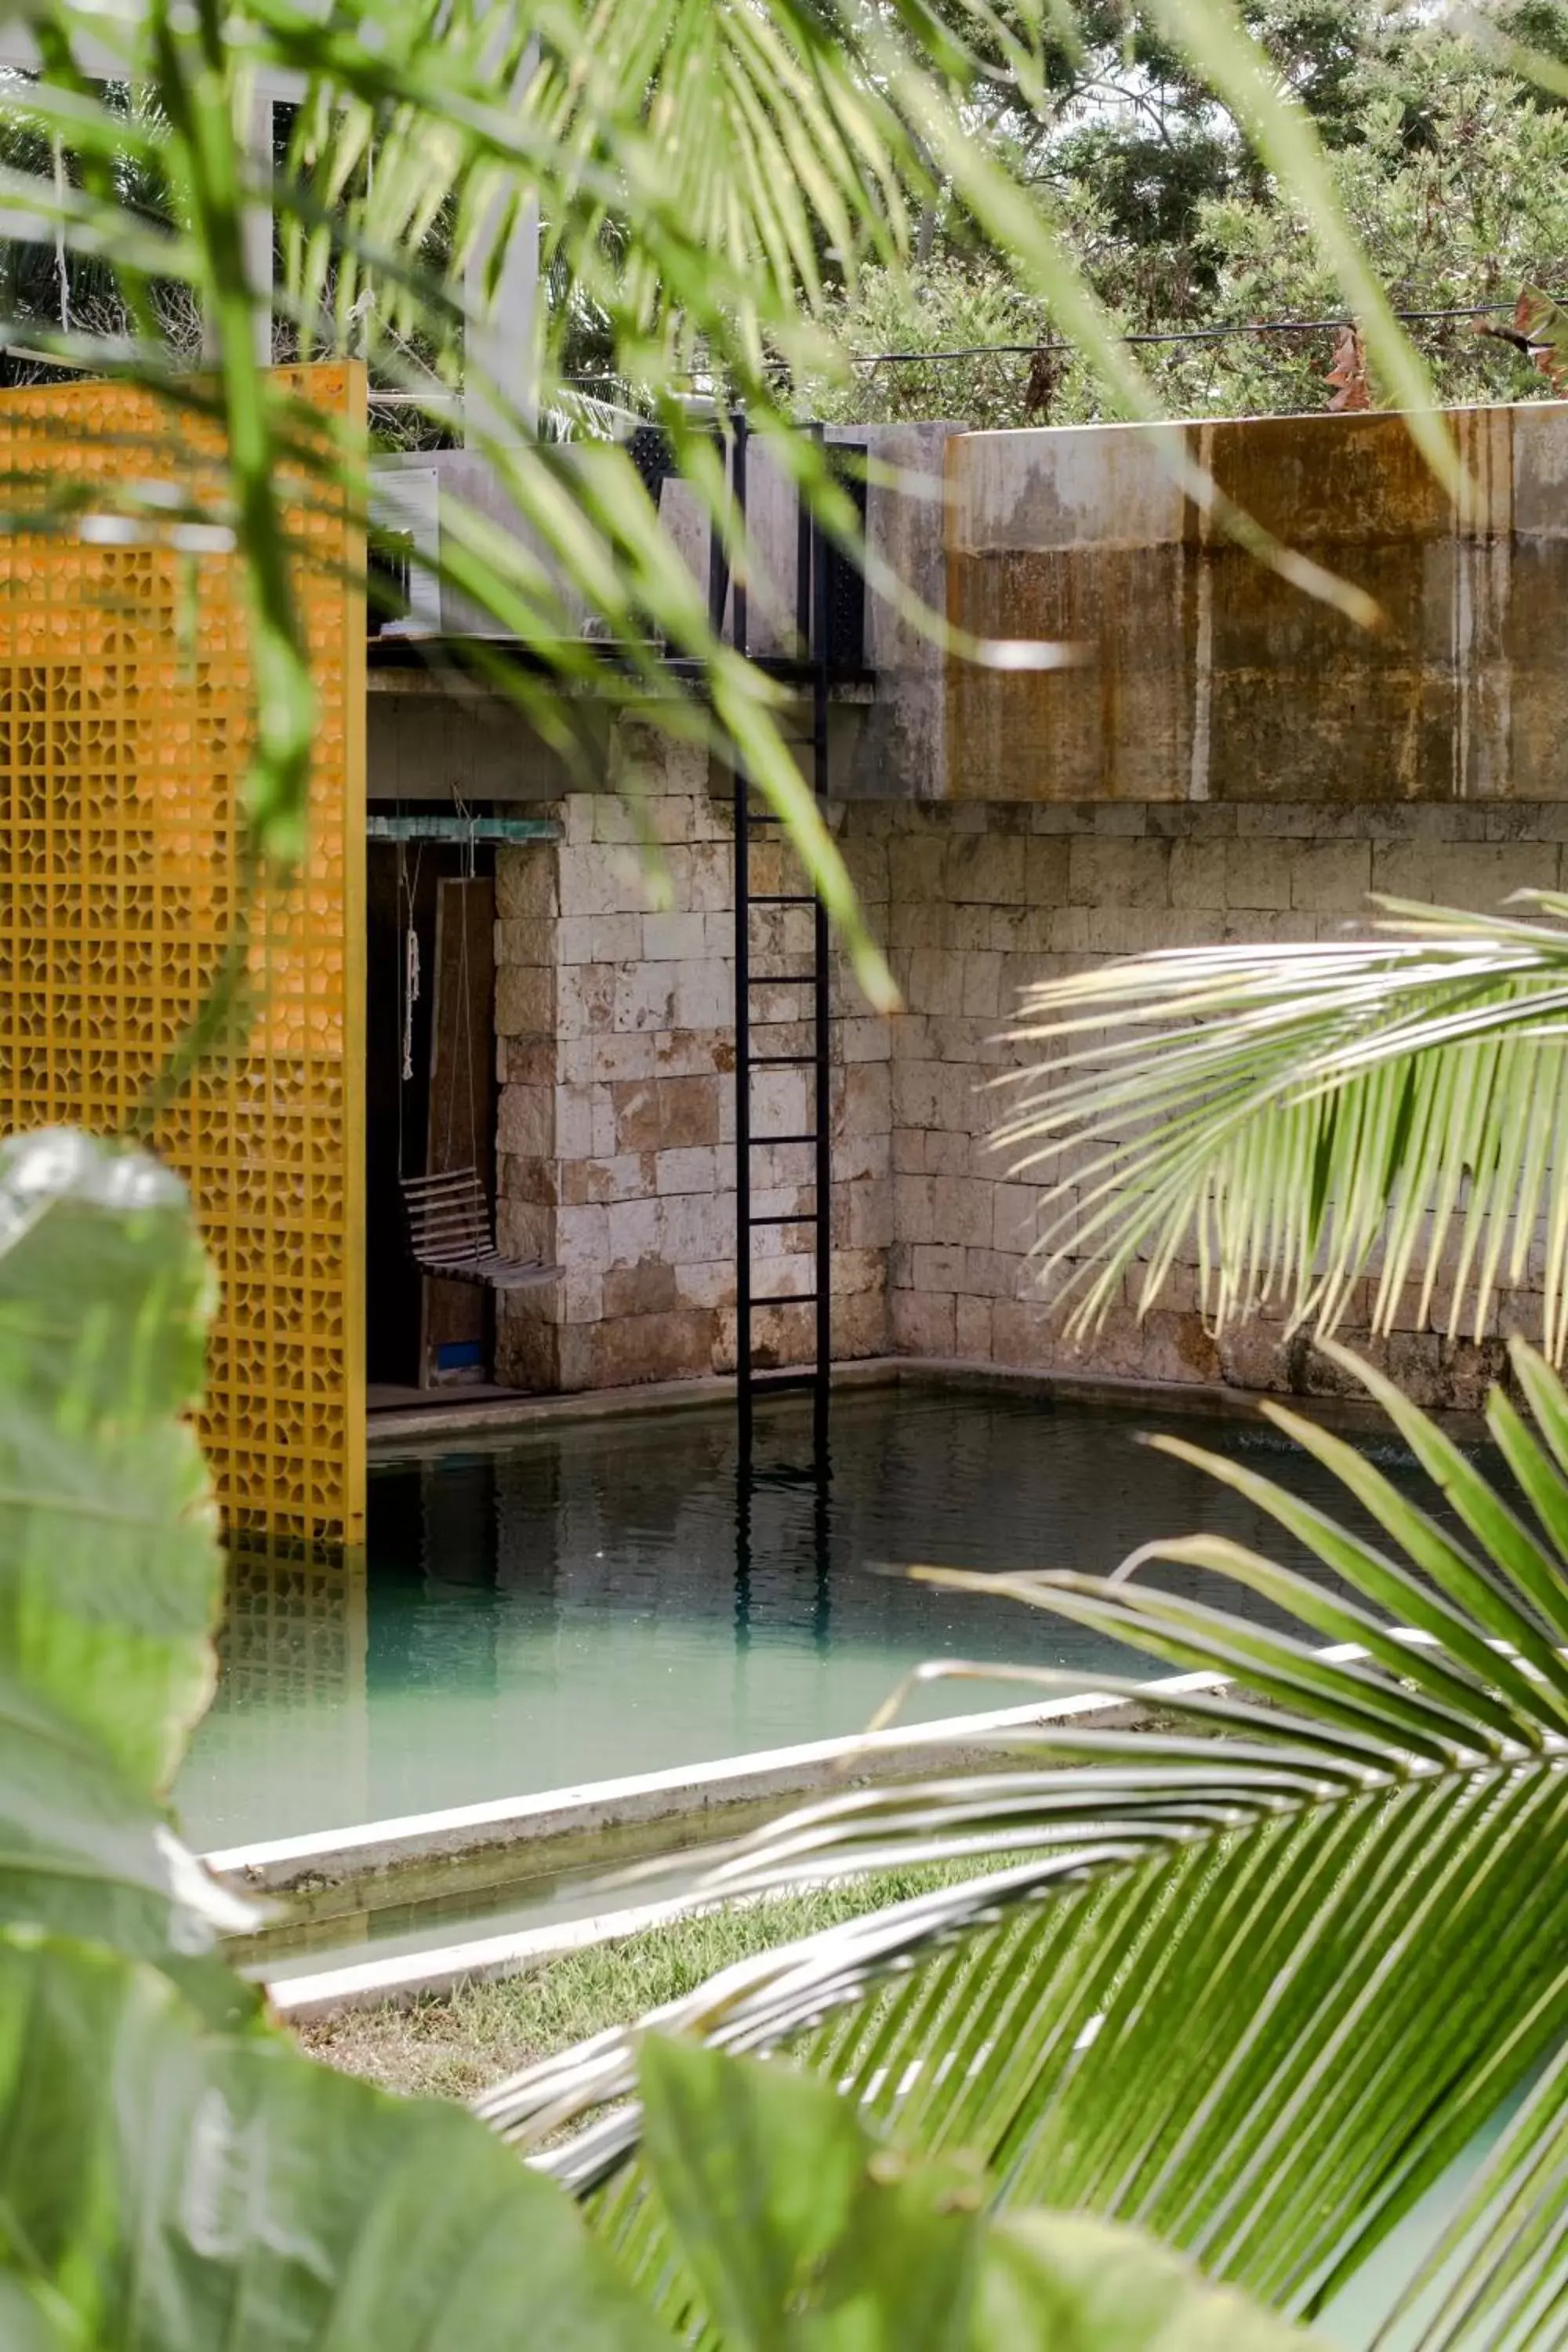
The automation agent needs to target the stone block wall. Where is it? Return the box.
[850,797,1568,1410]
[387,396,1568,1414]
[490,780,1564,1412]
[491,728,891,1392]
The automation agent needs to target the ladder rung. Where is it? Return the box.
[750,1131,817,1145]
[750,1052,817,1066]
[749,1210,818,1226]
[750,1291,818,1306]
[749,972,817,985]
[749,894,816,906]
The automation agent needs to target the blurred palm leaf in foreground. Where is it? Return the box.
[993,890,1568,1357]
[479,1334,1568,2344]
[0,0,1460,1006]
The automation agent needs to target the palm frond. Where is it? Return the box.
[994,891,1568,1357]
[1,0,1065,1007]
[1373,2040,1568,2350]
[4,0,1461,1013]
[473,1340,1568,2338]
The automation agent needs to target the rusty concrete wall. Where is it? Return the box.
[945,402,1568,806]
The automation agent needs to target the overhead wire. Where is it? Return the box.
[539,303,1524,388]
[841,303,1520,366]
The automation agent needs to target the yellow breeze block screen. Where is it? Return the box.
[0,366,366,1544]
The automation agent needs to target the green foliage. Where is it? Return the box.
[632,2034,1318,2350]
[978,2214,1325,2350]
[0,1128,218,1791]
[807,0,1568,430]
[993,891,1568,1356]
[0,1928,663,2352]
[637,2034,985,2352]
[0,1131,671,2350]
[0,1670,256,2025]
[482,1336,1568,2344]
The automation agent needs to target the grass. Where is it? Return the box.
[294,1871,953,2102]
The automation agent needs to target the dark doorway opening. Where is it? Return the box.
[366,833,499,1389]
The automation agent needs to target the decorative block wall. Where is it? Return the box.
[0,368,366,1542]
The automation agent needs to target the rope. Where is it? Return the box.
[397,837,423,1178]
[439,796,481,1183]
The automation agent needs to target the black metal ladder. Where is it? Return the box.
[716,415,833,1454]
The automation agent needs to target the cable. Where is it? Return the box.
[537,303,1523,390]
[847,305,1520,366]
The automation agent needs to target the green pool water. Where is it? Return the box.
[178,1381,1425,1852]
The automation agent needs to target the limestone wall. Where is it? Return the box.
[492,735,891,1392]
[861,797,1567,1410]
[488,779,1564,1410]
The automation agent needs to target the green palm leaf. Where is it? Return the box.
[1374,2042,1568,2349]
[5,0,1468,1016]
[0,1127,219,1795]
[629,2027,1325,2351]
[474,1341,1568,2342]
[994,891,1568,1357]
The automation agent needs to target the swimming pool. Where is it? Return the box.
[178,1379,1422,1850]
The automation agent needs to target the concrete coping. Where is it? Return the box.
[250,1669,1222,2019]
[205,1670,1218,1897]
[243,1632,1461,2017]
[269,1889,755,2018]
[363,1353,1476,1457]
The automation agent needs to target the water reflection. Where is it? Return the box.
[181,1385,1432,1851]
[203,1540,371,1841]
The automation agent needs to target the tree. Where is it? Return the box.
[804,0,1568,430]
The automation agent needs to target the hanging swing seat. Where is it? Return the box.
[401,1168,560,1292]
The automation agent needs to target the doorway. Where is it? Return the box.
[366,833,499,1389]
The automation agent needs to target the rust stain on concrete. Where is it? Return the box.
[944,401,1568,805]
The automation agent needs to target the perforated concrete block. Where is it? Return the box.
[0,367,365,1541]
